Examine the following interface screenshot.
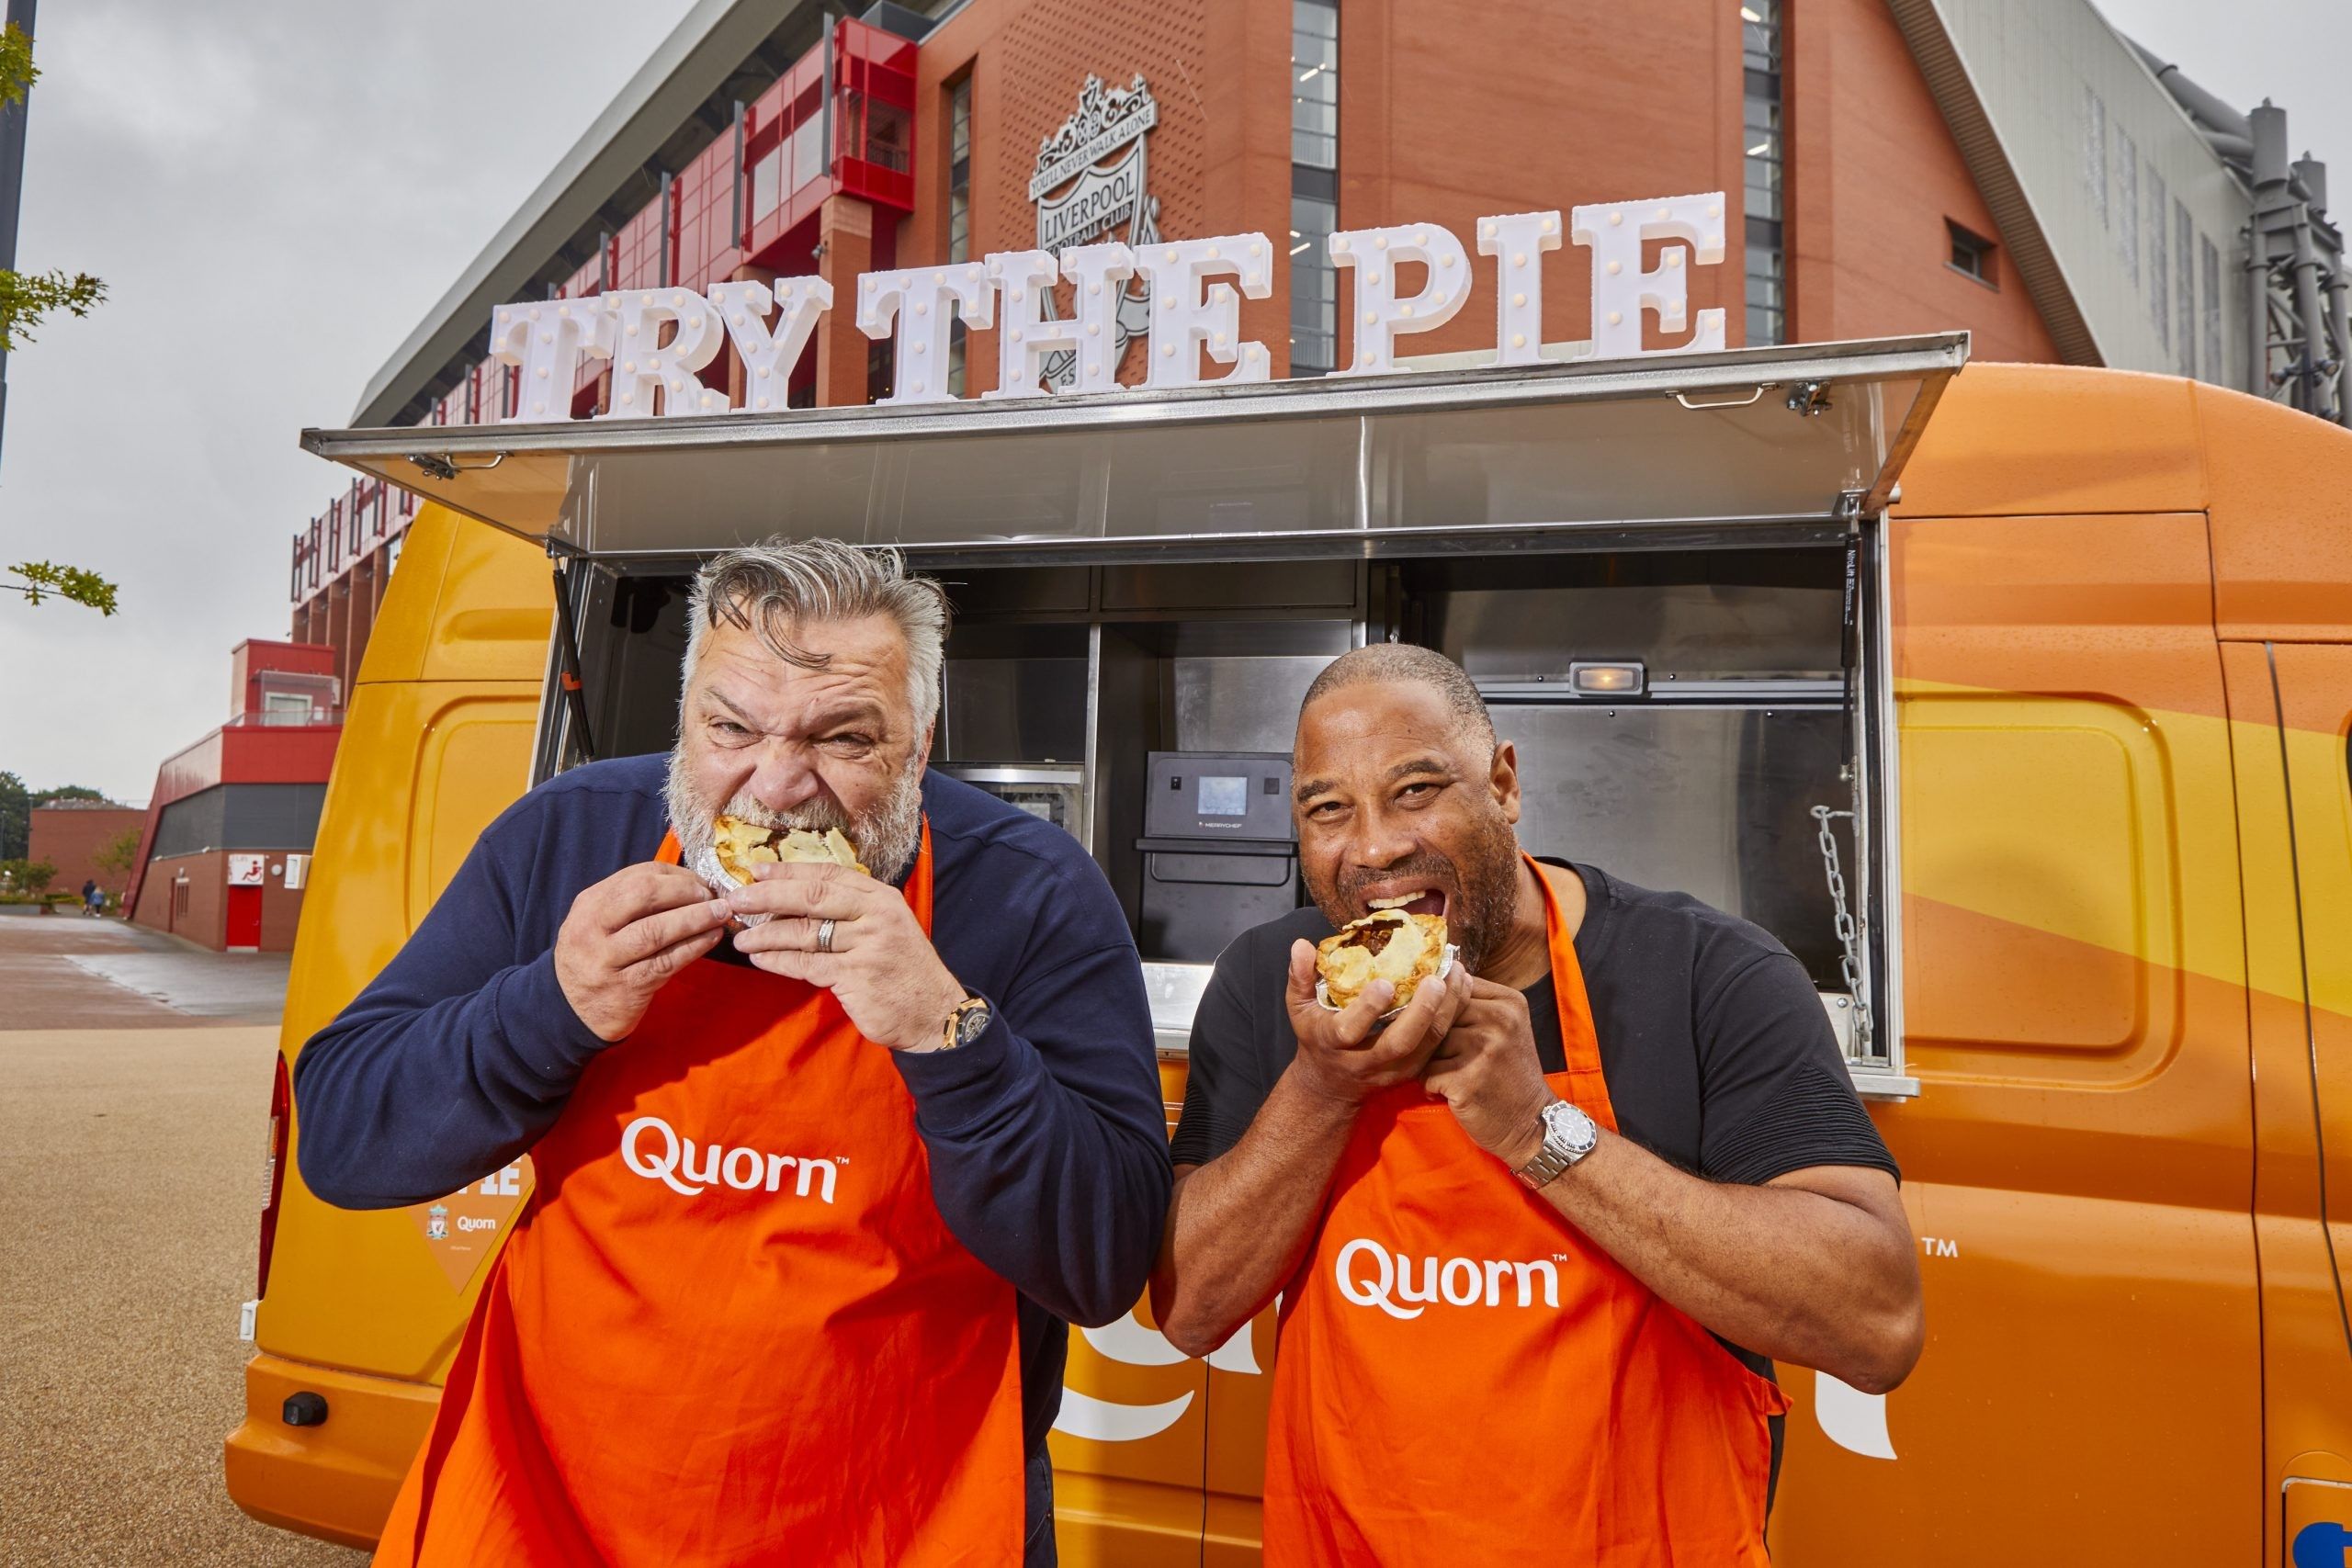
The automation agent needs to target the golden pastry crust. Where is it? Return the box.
[711,816,869,883]
[1316,909,1448,1011]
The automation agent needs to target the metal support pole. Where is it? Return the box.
[2246,229,2271,396]
[820,15,835,182]
[2327,263,2351,425]
[0,0,39,468]
[2250,102,2295,400]
[658,170,673,288]
[730,99,746,252]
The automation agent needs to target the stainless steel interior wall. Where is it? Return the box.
[1492,703,1849,984]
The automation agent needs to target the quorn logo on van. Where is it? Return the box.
[1334,1237,1562,1320]
[619,1115,840,1203]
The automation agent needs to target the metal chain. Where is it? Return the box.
[1810,805,1873,1056]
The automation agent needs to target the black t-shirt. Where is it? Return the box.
[1170,860,1899,1190]
[1169,858,1900,1497]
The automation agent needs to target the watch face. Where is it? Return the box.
[1550,1100,1598,1156]
[955,1000,992,1045]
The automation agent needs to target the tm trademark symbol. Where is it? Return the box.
[1920,1235,1959,1258]
[1552,1253,1567,1262]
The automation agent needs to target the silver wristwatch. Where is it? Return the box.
[1514,1098,1600,1190]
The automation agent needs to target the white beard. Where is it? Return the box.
[664,749,926,886]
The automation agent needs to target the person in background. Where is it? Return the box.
[295,538,1170,1567]
[80,878,102,917]
[1152,642,1922,1566]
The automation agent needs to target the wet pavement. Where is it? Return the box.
[0,914,356,1565]
[0,907,290,1029]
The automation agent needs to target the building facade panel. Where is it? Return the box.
[148,784,331,862]
[1790,0,2062,363]
[1925,0,2252,386]
[1333,0,1747,361]
[132,850,226,948]
[27,805,145,900]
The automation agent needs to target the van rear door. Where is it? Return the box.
[2239,642,2352,1552]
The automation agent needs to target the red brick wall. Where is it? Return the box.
[131,852,222,946]
[1785,0,2058,360]
[878,0,2053,385]
[27,807,146,899]
[1333,0,1747,359]
[127,849,308,952]
[900,0,1245,394]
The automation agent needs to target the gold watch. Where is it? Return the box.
[940,992,992,1053]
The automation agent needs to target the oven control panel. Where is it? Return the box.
[1144,751,1295,841]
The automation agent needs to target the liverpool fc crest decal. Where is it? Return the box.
[1028,73,1161,386]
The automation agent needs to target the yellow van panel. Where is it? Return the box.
[262,674,542,1377]
[260,507,550,1376]
[352,507,553,687]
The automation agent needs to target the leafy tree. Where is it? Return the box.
[0,771,28,858]
[92,826,141,880]
[34,783,106,804]
[1,23,114,615]
[0,264,100,353]
[0,855,56,897]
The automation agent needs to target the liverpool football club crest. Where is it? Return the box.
[1028,73,1161,386]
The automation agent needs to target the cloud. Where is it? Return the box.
[0,0,690,801]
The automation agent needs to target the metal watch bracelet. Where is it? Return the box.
[1514,1098,1599,1190]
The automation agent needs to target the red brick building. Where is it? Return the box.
[27,801,145,905]
[125,640,341,952]
[290,0,2333,680]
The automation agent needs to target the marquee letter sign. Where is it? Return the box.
[1574,193,1727,359]
[856,263,995,405]
[490,189,1735,423]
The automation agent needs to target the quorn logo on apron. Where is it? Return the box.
[1329,1238,1562,1317]
[372,823,1027,1568]
[615,1112,841,1201]
[1261,855,1790,1568]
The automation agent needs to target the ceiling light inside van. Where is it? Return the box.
[1568,661,1645,695]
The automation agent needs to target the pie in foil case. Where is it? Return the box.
[1316,944,1460,1021]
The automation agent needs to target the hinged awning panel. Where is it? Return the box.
[302,333,1967,560]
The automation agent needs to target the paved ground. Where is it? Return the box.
[0,916,357,1566]
[0,907,290,1031]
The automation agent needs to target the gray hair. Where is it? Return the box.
[683,538,951,730]
[1299,642,1495,745]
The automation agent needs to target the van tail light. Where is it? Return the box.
[257,1054,291,1300]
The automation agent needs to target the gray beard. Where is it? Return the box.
[663,749,926,886]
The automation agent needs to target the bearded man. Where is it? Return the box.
[295,538,1170,1567]
[1151,643,1921,1566]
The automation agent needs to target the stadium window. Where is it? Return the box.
[1742,0,1786,345]
[1948,221,1997,288]
[1290,0,1339,376]
[946,75,973,396]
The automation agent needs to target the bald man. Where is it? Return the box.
[1150,644,1920,1567]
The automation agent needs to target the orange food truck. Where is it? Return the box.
[225,311,2352,1563]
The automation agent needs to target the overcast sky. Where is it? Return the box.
[0,0,2343,805]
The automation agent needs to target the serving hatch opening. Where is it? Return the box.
[305,333,1961,1100]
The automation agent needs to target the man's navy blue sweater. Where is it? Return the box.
[293,754,1172,1462]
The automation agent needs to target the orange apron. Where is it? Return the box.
[375,824,1025,1567]
[1263,856,1789,1565]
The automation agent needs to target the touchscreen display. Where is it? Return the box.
[1197,775,1249,818]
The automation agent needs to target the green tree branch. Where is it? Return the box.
[1,25,118,620]
[6,561,119,615]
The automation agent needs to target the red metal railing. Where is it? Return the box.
[291,17,919,615]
